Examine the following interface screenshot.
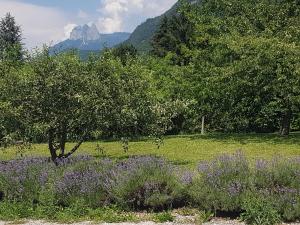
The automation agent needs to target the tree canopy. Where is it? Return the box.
[0,2,300,161]
[0,13,23,61]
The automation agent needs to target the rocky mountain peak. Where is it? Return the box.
[70,23,100,42]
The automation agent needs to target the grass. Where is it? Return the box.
[1,132,300,167]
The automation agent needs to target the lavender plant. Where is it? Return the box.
[252,157,300,221]
[0,157,53,202]
[189,151,251,213]
[0,152,299,223]
[103,156,184,210]
[54,165,105,207]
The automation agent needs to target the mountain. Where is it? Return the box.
[51,24,131,55]
[124,0,198,52]
[70,24,100,42]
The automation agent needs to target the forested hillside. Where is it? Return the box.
[124,0,199,52]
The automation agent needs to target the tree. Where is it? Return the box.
[0,13,23,61]
[151,2,196,65]
[112,44,137,65]
[177,0,300,135]
[0,57,25,147]
[88,51,179,139]
[4,49,110,162]
[1,48,178,160]
[151,16,172,58]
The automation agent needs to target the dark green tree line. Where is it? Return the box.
[151,0,300,135]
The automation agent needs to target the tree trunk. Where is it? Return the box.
[59,123,67,157]
[63,139,85,158]
[48,128,58,162]
[280,110,292,136]
[48,126,86,163]
[201,116,205,135]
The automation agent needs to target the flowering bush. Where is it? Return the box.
[252,157,300,221]
[189,151,251,212]
[103,156,185,210]
[54,166,103,207]
[188,151,300,223]
[0,157,53,202]
[0,152,299,223]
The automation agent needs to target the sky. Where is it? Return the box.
[0,0,177,49]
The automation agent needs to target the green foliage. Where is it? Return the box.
[0,201,137,223]
[152,211,174,222]
[106,157,184,210]
[189,151,251,212]
[112,43,137,65]
[187,151,300,222]
[151,3,196,65]
[1,47,178,160]
[149,0,300,134]
[0,13,23,61]
[1,152,300,222]
[241,194,281,225]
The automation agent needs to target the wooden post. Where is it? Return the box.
[201,116,205,135]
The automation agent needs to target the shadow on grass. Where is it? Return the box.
[94,132,300,145]
[187,132,300,145]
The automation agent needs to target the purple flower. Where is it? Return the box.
[227,181,242,196]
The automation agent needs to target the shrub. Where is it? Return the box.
[253,157,300,221]
[241,194,281,225]
[188,152,300,222]
[0,157,53,202]
[103,156,184,210]
[0,153,299,223]
[188,151,251,213]
[54,166,103,207]
[53,158,113,208]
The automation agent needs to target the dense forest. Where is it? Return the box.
[0,0,299,160]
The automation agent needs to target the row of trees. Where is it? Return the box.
[0,47,190,161]
[151,0,300,135]
[0,0,300,159]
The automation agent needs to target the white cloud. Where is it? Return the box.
[97,17,122,33]
[96,0,177,33]
[63,23,77,40]
[78,9,88,19]
[0,0,69,49]
[0,0,178,48]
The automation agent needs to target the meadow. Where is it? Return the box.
[1,133,300,167]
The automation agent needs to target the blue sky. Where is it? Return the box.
[0,0,177,48]
[17,0,100,11]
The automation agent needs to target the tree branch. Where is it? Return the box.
[62,138,85,158]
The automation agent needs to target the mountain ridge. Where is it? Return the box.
[51,24,131,55]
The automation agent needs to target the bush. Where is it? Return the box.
[0,153,299,223]
[188,151,251,213]
[253,158,300,221]
[0,157,53,202]
[104,156,185,210]
[54,166,104,207]
[188,152,300,222]
[241,194,281,225]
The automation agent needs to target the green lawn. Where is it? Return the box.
[1,133,300,167]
